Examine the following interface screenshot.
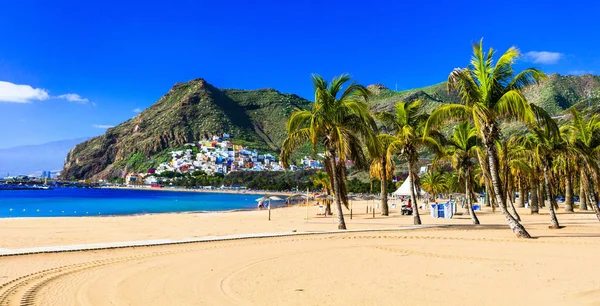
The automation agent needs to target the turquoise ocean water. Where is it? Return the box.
[0,188,262,218]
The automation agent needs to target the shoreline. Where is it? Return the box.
[0,187,313,220]
[100,185,295,197]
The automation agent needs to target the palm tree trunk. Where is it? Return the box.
[507,190,521,221]
[583,168,600,222]
[538,180,545,208]
[465,168,479,224]
[380,157,389,216]
[544,164,560,229]
[408,159,421,225]
[325,201,332,215]
[580,168,588,210]
[506,177,520,221]
[587,190,600,222]
[328,152,347,229]
[476,151,492,208]
[564,172,574,212]
[484,184,491,207]
[517,178,525,208]
[485,142,531,238]
[530,179,539,214]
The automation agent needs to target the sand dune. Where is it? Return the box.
[1,201,600,305]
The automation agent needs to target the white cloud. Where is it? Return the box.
[92,124,114,129]
[133,108,142,113]
[57,93,89,103]
[568,70,594,76]
[0,81,91,105]
[523,51,563,64]
[0,81,50,103]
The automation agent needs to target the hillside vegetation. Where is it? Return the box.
[62,74,600,180]
[61,79,311,179]
[369,74,600,116]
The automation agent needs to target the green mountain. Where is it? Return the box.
[369,74,600,115]
[62,74,600,180]
[61,79,311,180]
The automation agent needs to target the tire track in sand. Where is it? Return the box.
[0,236,329,305]
[0,230,586,305]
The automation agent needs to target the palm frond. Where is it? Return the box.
[425,104,471,134]
[494,90,534,123]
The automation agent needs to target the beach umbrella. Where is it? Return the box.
[257,195,284,220]
[362,195,380,200]
[314,194,334,219]
[256,195,284,202]
[347,195,363,219]
[315,194,334,200]
[362,194,380,213]
[287,194,307,207]
[287,194,307,201]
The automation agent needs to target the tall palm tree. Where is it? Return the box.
[281,74,377,229]
[379,100,435,225]
[369,134,396,216]
[426,40,549,238]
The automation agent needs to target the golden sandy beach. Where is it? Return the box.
[1,200,600,306]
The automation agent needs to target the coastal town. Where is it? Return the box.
[126,134,324,185]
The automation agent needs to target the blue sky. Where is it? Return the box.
[1,0,599,148]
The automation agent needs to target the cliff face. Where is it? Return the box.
[61,79,311,179]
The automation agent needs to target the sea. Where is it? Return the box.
[0,188,263,218]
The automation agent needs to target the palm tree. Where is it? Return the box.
[444,171,462,194]
[421,170,447,201]
[311,171,332,215]
[440,121,481,224]
[281,74,377,229]
[378,100,435,225]
[369,134,396,216]
[426,40,549,238]
[553,126,577,212]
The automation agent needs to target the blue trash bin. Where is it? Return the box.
[437,204,445,218]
